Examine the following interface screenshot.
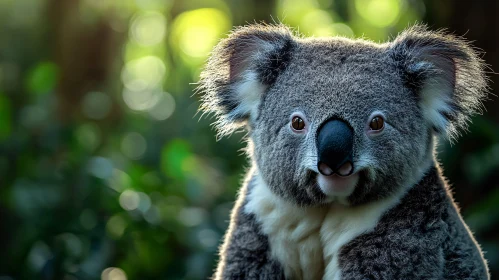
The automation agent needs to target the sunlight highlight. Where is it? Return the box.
[119,190,140,211]
[121,56,166,92]
[106,215,127,239]
[171,8,231,60]
[300,9,334,36]
[130,11,167,46]
[101,267,127,280]
[121,132,147,159]
[355,0,401,27]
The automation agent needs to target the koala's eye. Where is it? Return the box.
[291,116,305,131]
[369,116,384,131]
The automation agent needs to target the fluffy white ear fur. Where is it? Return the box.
[232,71,267,122]
[418,66,455,134]
[230,41,281,121]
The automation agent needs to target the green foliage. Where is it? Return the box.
[26,62,59,96]
[0,0,497,279]
[0,94,11,140]
[161,139,191,180]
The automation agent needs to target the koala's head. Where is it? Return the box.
[199,24,488,206]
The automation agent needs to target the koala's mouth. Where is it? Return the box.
[317,172,359,198]
[305,168,367,204]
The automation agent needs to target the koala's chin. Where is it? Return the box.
[316,172,360,202]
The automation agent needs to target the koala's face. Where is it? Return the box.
[252,39,431,205]
[200,25,487,206]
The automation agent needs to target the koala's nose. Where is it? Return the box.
[316,119,354,177]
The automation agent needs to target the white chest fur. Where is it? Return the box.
[244,175,403,280]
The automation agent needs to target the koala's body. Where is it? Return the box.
[199,24,490,280]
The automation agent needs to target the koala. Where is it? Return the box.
[199,24,490,280]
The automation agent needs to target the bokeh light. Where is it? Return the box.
[87,157,114,179]
[27,241,52,272]
[299,9,335,36]
[121,132,147,159]
[197,228,219,249]
[81,91,112,120]
[130,11,167,46]
[122,88,162,111]
[123,41,167,62]
[101,267,127,280]
[171,8,231,60]
[354,0,402,27]
[106,215,127,239]
[178,207,208,227]
[276,0,319,26]
[107,169,131,193]
[80,209,98,230]
[75,123,101,152]
[121,56,166,92]
[148,91,175,120]
[119,190,140,211]
[26,61,58,95]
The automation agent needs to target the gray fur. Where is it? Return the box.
[339,166,488,279]
[200,24,490,279]
[213,170,284,279]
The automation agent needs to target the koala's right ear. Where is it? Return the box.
[198,24,295,136]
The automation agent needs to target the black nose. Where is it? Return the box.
[316,119,354,176]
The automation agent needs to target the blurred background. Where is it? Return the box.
[0,0,498,279]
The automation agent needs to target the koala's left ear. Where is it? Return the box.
[198,24,295,137]
[390,25,489,140]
